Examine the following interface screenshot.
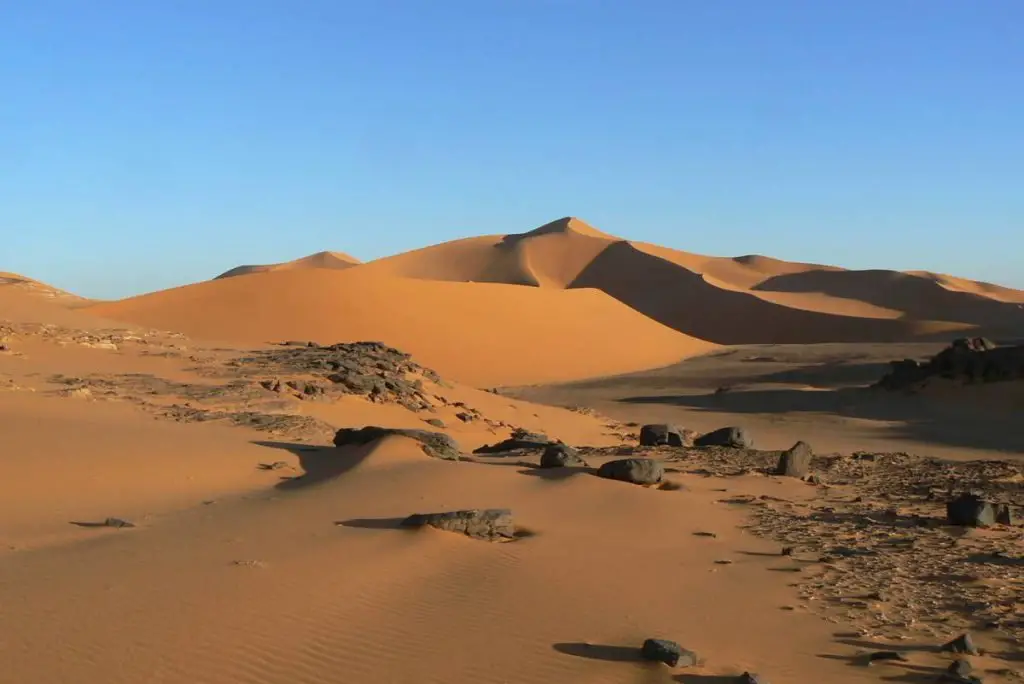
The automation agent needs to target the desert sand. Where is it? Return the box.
[3,220,1023,684]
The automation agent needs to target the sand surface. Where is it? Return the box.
[3,224,1024,683]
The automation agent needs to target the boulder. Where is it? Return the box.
[737,675,766,684]
[941,633,980,656]
[638,424,693,447]
[775,441,813,477]
[695,426,753,449]
[640,638,696,667]
[400,509,515,541]
[946,494,997,527]
[596,458,664,485]
[333,426,461,461]
[539,443,589,468]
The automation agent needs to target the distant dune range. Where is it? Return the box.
[37,216,1024,385]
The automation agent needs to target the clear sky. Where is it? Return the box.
[2,1,1021,299]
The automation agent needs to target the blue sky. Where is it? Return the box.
[2,1,1021,299]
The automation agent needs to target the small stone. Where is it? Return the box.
[775,441,812,477]
[425,418,445,428]
[941,633,979,656]
[640,638,696,667]
[103,517,135,528]
[596,458,664,485]
[400,509,515,541]
[539,443,588,468]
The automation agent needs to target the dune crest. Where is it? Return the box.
[215,250,361,280]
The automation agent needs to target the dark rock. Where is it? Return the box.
[775,440,813,477]
[473,428,553,454]
[948,660,973,677]
[640,638,696,667]
[737,674,765,684]
[539,443,588,468]
[695,426,752,449]
[103,517,135,528]
[947,494,997,527]
[455,412,475,422]
[333,426,461,461]
[941,633,980,656]
[596,458,664,485]
[424,418,445,428]
[638,424,692,447]
[877,337,1024,390]
[400,509,514,540]
[0,343,9,352]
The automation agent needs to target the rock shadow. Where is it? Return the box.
[552,642,641,662]
[253,441,371,490]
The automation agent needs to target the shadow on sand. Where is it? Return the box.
[618,386,1024,454]
[253,441,372,490]
[552,642,642,663]
[335,517,409,530]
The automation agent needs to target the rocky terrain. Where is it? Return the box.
[878,337,1024,391]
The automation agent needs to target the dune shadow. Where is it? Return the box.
[335,517,408,530]
[617,386,1024,454]
[552,642,641,662]
[253,441,372,490]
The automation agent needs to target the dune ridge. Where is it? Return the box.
[215,250,361,280]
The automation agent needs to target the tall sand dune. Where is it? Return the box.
[86,266,713,386]
[215,250,361,279]
[348,217,1024,343]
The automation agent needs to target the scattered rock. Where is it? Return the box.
[424,418,445,428]
[333,426,461,461]
[877,337,1024,390]
[638,424,693,447]
[257,461,289,470]
[400,509,515,541]
[596,458,664,485]
[941,634,980,656]
[539,443,588,468]
[947,493,998,527]
[640,638,696,667]
[695,426,752,449]
[775,441,813,477]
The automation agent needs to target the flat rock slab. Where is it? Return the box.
[401,509,515,541]
[596,458,664,485]
[333,426,461,461]
[473,428,553,454]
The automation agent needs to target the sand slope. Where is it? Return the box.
[86,266,713,386]
[215,250,361,279]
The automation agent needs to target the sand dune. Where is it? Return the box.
[344,217,1024,344]
[86,266,713,386]
[215,250,361,279]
